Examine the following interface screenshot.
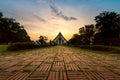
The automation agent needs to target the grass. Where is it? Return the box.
[70,45,120,55]
[111,46,120,50]
[0,44,53,55]
[0,45,8,52]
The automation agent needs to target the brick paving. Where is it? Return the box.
[0,46,120,80]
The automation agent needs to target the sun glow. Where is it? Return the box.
[18,15,81,41]
[2,0,115,41]
[51,30,72,40]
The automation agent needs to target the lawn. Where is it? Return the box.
[0,45,8,52]
[70,45,120,55]
[0,44,53,55]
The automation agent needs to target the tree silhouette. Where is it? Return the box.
[95,11,120,45]
[69,34,81,45]
[79,24,95,45]
[0,12,3,18]
[69,24,95,45]
[69,11,120,46]
[0,12,30,43]
[38,35,48,45]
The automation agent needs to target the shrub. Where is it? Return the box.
[72,45,120,53]
[7,42,40,51]
[80,45,113,51]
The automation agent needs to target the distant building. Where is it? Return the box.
[53,32,67,45]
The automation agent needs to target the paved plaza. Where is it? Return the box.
[0,46,120,80]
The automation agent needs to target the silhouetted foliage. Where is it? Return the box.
[72,45,120,54]
[69,11,120,46]
[38,35,48,45]
[69,24,95,45]
[95,11,120,45]
[0,12,31,43]
[7,42,40,51]
[79,24,95,45]
[69,34,81,45]
[0,12,3,18]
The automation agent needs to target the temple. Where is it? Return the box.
[53,32,67,45]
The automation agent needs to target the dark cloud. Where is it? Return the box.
[33,14,46,22]
[50,4,77,21]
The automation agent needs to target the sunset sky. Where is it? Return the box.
[0,0,120,41]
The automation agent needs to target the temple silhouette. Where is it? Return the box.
[53,32,67,45]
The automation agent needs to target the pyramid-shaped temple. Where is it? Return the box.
[53,32,67,45]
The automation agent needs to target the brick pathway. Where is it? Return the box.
[0,46,120,80]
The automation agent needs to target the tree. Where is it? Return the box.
[14,28,30,42]
[0,12,31,43]
[0,12,3,18]
[79,24,95,45]
[38,35,48,45]
[69,34,81,45]
[95,11,120,45]
[69,24,95,45]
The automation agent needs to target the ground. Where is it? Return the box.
[0,46,120,80]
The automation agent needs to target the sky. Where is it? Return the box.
[0,0,120,41]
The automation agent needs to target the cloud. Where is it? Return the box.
[49,2,77,21]
[36,0,77,21]
[33,14,46,22]
[37,0,54,3]
[37,0,46,3]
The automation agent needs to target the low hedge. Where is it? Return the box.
[80,45,113,51]
[71,45,120,53]
[7,42,41,51]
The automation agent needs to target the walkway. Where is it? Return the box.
[0,46,120,80]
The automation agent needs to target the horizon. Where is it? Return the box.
[0,0,120,41]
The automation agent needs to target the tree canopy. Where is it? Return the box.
[38,35,48,45]
[0,12,31,43]
[69,24,95,45]
[95,11,120,45]
[69,11,120,46]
